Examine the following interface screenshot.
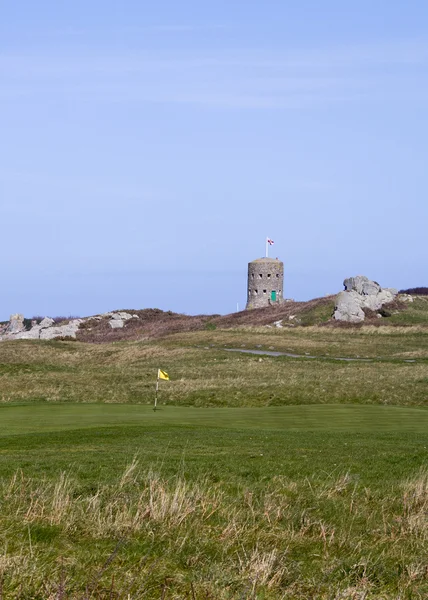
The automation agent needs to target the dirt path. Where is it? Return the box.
[224,348,417,363]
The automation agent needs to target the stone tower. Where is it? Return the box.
[246,257,284,309]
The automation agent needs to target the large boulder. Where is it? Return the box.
[334,276,398,322]
[13,317,83,340]
[14,326,44,340]
[39,317,55,328]
[7,314,25,334]
[334,291,365,323]
[104,312,133,321]
[39,319,83,339]
[344,276,380,296]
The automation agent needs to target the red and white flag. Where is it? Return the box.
[267,238,274,245]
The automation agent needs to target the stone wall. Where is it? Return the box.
[246,257,284,309]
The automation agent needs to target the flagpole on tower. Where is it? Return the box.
[266,237,274,257]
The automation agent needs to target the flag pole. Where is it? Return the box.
[154,370,159,411]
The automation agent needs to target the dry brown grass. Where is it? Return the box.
[75,297,336,343]
[71,293,428,345]
[2,464,428,598]
[1,330,428,407]
[401,469,428,539]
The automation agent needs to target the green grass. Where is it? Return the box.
[1,404,428,598]
[296,298,335,325]
[2,403,428,436]
[0,403,427,489]
[387,297,428,324]
[1,326,428,597]
[1,331,428,409]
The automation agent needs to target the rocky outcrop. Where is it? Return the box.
[40,320,83,340]
[334,276,398,322]
[105,312,135,329]
[10,318,83,340]
[105,312,134,321]
[0,311,141,341]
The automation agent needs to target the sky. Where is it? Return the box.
[1,1,428,319]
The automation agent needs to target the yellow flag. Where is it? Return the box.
[158,369,169,381]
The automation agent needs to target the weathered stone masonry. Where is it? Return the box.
[246,257,284,309]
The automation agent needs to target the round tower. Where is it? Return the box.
[246,257,284,309]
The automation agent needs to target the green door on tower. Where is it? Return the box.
[271,291,277,301]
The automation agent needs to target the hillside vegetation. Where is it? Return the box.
[1,318,428,407]
[75,294,428,343]
[76,296,336,343]
[399,287,428,295]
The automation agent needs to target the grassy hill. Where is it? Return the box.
[76,296,337,343]
[1,321,428,407]
[75,294,428,343]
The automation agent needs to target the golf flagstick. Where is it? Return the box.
[154,369,169,410]
[154,370,159,411]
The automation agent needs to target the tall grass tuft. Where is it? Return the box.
[1,463,428,597]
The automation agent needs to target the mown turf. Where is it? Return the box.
[3,403,428,436]
[0,403,427,485]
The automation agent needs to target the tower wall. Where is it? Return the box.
[246,257,284,309]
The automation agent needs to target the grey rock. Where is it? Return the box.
[40,319,83,340]
[117,312,133,320]
[15,326,43,340]
[108,312,133,321]
[334,291,365,323]
[373,289,396,309]
[109,319,124,329]
[13,316,56,340]
[40,317,55,328]
[7,314,25,334]
[344,277,361,293]
[335,276,398,322]
[344,276,380,296]
[362,280,381,296]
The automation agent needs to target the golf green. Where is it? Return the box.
[1,403,428,435]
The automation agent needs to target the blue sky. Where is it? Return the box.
[1,1,427,319]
